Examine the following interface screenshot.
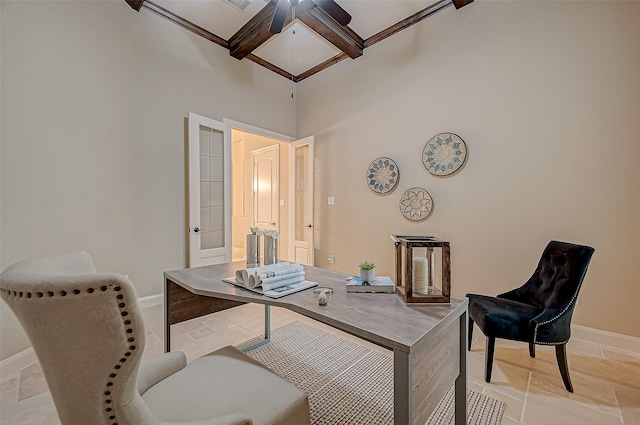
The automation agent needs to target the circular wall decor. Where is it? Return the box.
[399,187,433,221]
[422,133,467,176]
[366,157,399,194]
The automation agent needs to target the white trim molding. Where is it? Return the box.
[572,324,640,353]
[138,293,163,308]
[0,347,37,378]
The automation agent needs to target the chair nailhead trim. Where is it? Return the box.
[101,284,137,425]
[0,278,140,425]
[533,268,588,344]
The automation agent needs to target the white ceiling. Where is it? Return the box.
[152,0,443,75]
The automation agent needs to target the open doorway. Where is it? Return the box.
[230,128,293,263]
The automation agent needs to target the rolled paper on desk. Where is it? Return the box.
[413,257,429,294]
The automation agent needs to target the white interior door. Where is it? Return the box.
[252,144,279,233]
[188,112,231,267]
[289,136,315,266]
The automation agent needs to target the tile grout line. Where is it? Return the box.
[597,341,625,425]
[519,371,532,424]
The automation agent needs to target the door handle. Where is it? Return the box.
[304,224,314,228]
[193,227,206,233]
[269,222,276,225]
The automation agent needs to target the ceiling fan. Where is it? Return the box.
[269,0,352,34]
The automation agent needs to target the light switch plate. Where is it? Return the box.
[328,196,335,205]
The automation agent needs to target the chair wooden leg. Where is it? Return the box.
[485,337,496,383]
[529,342,535,358]
[468,317,474,350]
[555,344,574,393]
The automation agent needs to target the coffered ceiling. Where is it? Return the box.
[126,0,474,81]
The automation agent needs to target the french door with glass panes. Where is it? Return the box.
[187,113,231,267]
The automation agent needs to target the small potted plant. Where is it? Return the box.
[358,260,376,283]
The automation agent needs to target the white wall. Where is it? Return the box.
[2,0,639,363]
[0,1,296,360]
[298,1,640,338]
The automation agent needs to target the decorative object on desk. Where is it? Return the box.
[263,230,279,265]
[399,187,433,221]
[423,133,467,176]
[313,287,334,306]
[222,262,317,299]
[358,260,376,283]
[366,157,399,194]
[246,232,260,268]
[238,321,507,425]
[392,235,451,303]
[346,275,395,293]
[413,257,430,294]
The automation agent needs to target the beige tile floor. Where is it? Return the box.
[1,303,639,425]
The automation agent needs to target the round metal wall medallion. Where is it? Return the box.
[366,157,399,194]
[423,133,467,176]
[399,187,433,221]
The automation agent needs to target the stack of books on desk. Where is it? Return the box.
[223,262,317,299]
[346,276,395,293]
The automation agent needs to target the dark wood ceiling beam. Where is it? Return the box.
[297,6,363,59]
[125,0,145,12]
[452,0,474,10]
[245,54,294,81]
[127,0,474,83]
[228,1,288,60]
[364,0,452,49]
[142,1,228,49]
[296,53,348,82]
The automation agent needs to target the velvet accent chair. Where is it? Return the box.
[0,251,310,425]
[466,241,594,393]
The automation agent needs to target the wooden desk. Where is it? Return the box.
[164,262,468,425]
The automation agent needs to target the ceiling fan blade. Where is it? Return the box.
[269,0,290,34]
[312,0,352,26]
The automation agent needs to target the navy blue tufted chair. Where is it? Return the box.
[466,241,594,392]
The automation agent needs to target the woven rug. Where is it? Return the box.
[237,321,505,425]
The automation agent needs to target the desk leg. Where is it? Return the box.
[455,310,468,425]
[242,305,271,352]
[164,278,172,353]
[393,349,410,425]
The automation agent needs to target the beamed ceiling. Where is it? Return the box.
[125,0,474,82]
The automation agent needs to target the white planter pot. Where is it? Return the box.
[360,268,375,283]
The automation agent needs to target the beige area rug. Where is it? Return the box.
[238,321,505,425]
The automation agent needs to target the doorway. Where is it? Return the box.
[187,116,314,267]
[227,122,315,266]
[230,128,293,263]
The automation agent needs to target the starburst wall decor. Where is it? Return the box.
[366,157,399,194]
[399,187,433,221]
[422,133,467,176]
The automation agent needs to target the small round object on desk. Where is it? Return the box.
[313,287,334,306]
[313,287,334,297]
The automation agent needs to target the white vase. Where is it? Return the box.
[360,268,375,283]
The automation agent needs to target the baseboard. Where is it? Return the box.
[138,293,163,308]
[1,293,165,378]
[572,324,640,353]
[0,347,37,378]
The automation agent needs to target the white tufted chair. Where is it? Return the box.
[0,251,310,425]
